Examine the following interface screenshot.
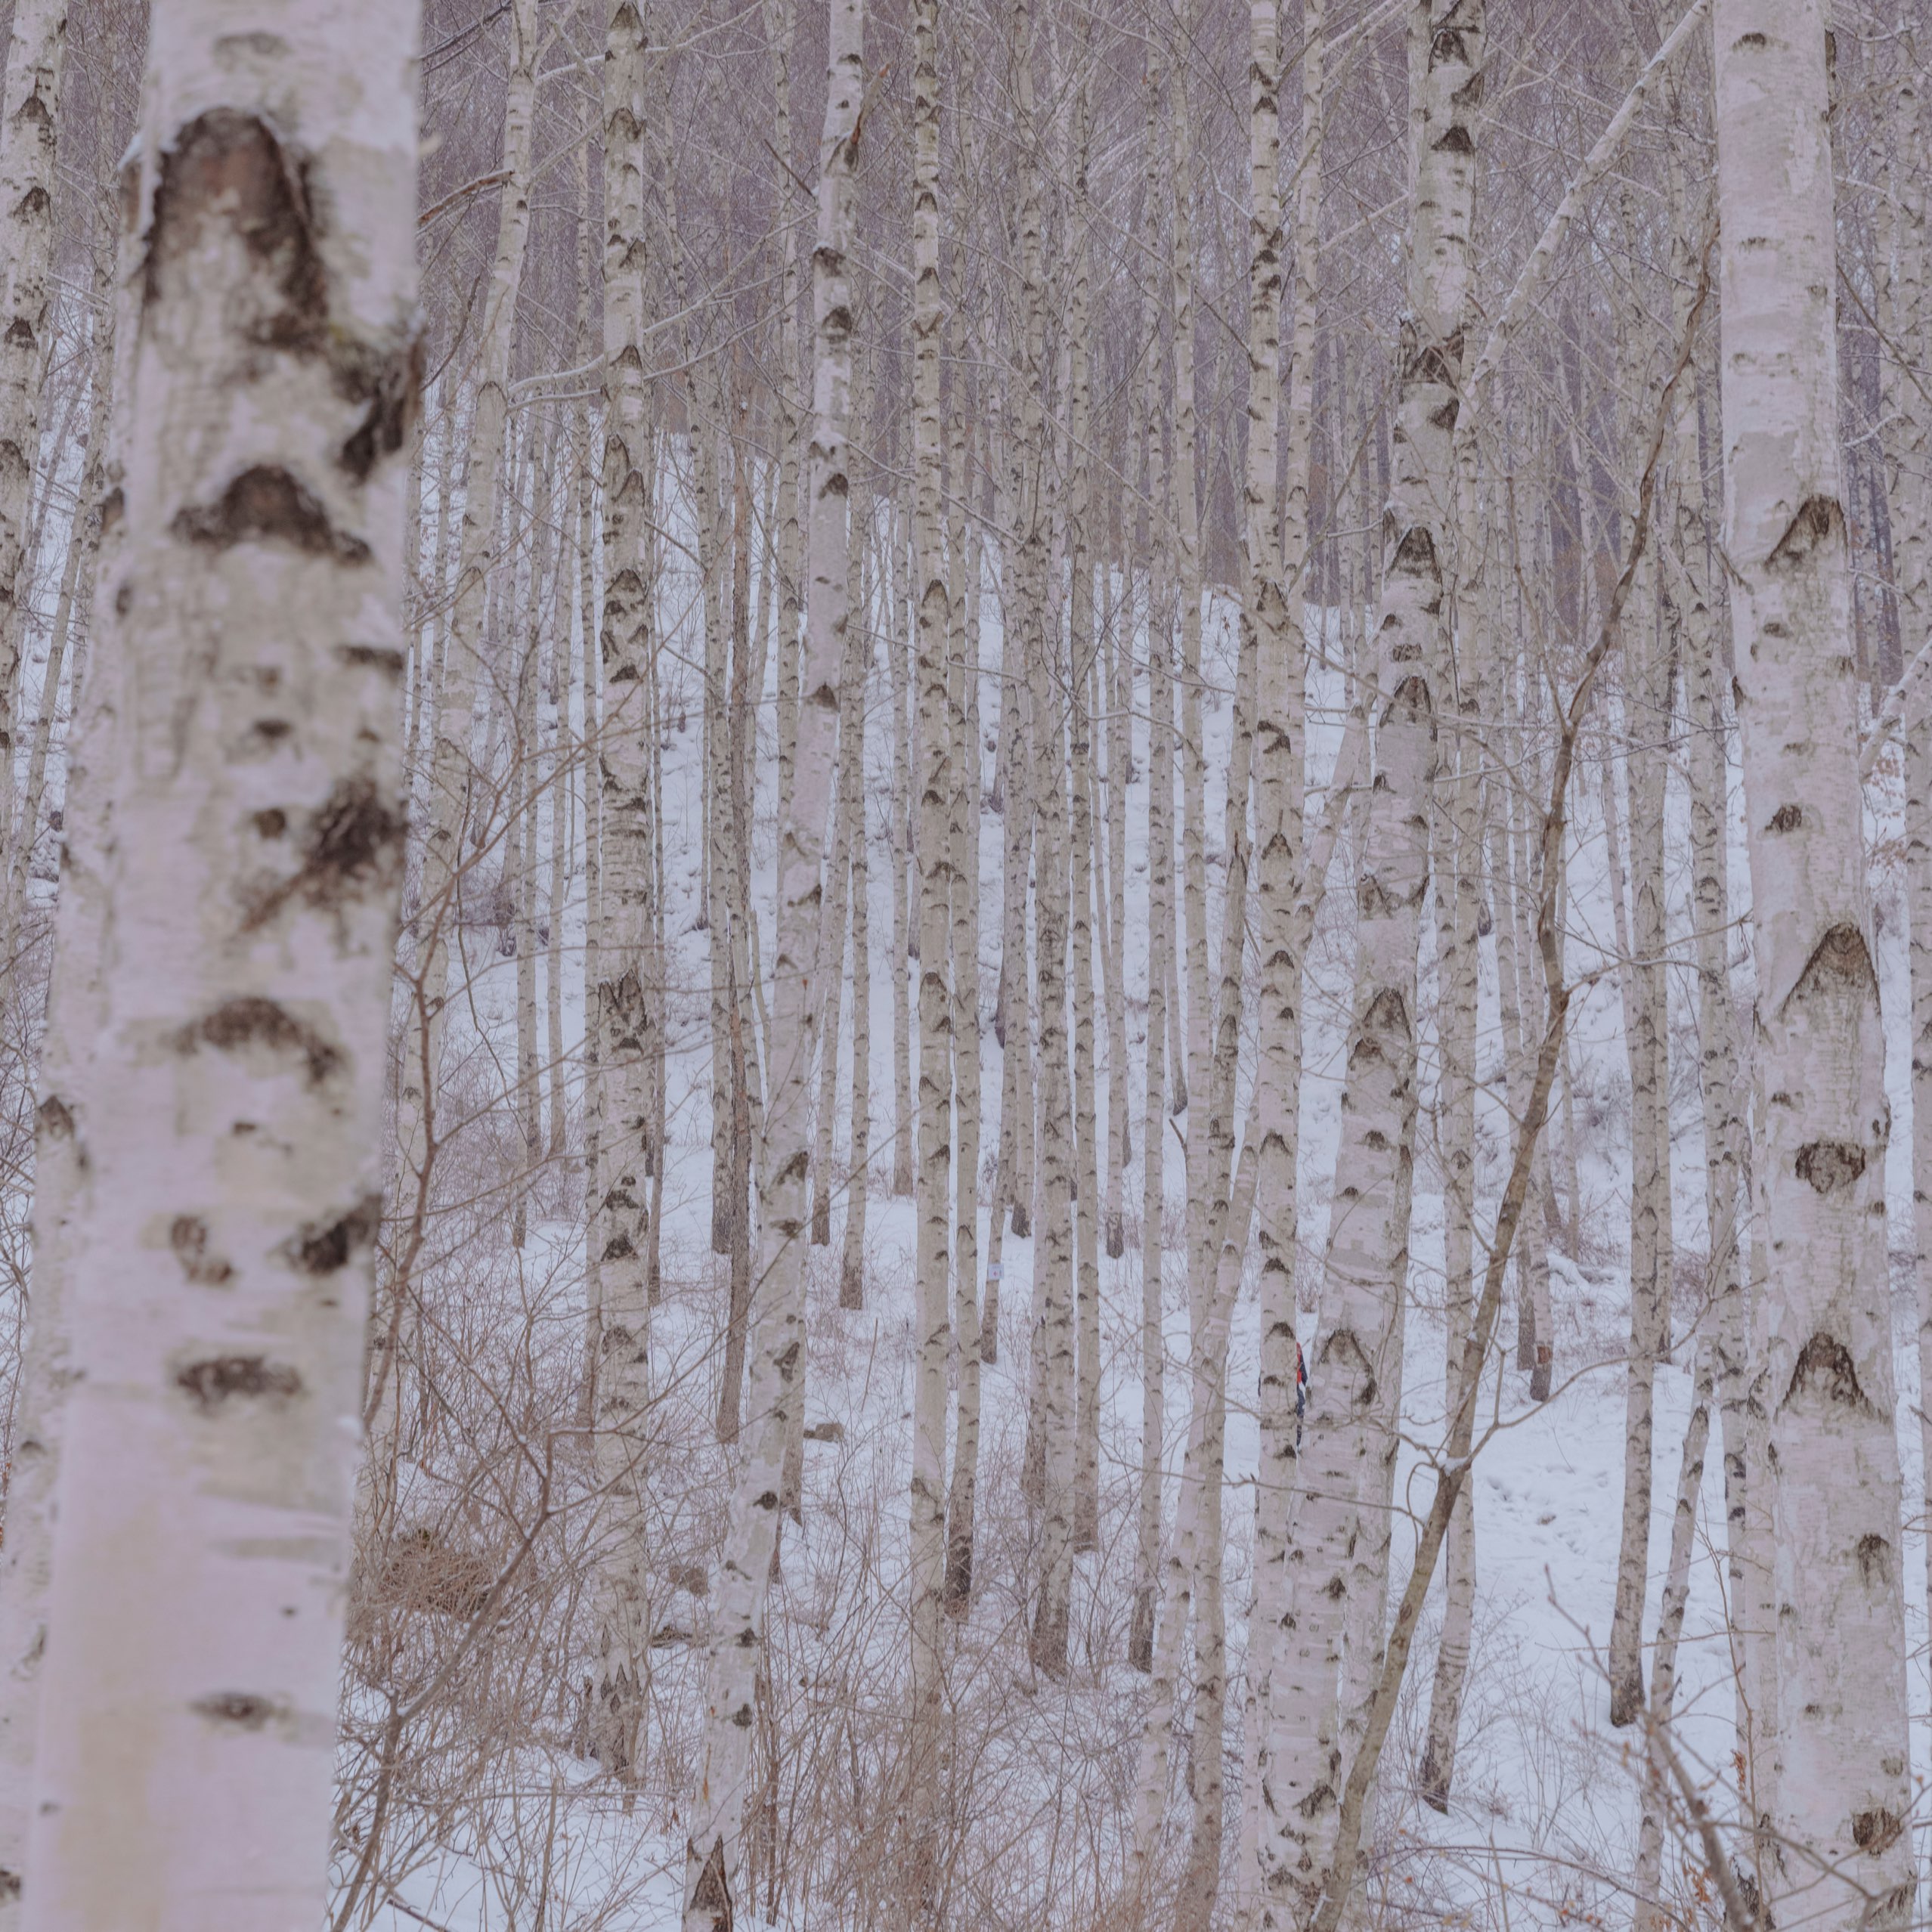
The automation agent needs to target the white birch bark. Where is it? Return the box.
[0,0,70,872]
[587,0,656,1783]
[1237,0,1316,1907]
[401,0,539,1191]
[890,513,915,1205]
[1017,0,1074,1671]
[17,8,419,1921]
[907,0,952,1794]
[841,523,872,1311]
[5,321,108,938]
[943,330,983,1613]
[1608,269,1675,1729]
[1262,6,1479,1919]
[0,143,137,1916]
[1132,241,1175,1671]
[683,5,859,1920]
[1716,8,1915,1928]
[810,711,848,1249]
[1065,91,1102,1561]
[1633,1344,1715,1932]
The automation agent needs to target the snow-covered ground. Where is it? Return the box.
[351,457,1932,1929]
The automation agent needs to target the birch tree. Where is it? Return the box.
[683,0,859,1919]
[1263,3,1482,1914]
[587,0,656,1784]
[16,2,419,1921]
[1717,7,1915,1930]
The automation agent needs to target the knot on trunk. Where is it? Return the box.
[1783,1331,1871,1413]
[1794,1139,1865,1194]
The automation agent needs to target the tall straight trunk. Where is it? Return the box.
[588,0,658,1781]
[578,422,602,1431]
[1126,1140,1259,1914]
[890,509,916,1202]
[1066,94,1102,1562]
[1608,296,1675,1732]
[715,423,758,1443]
[0,138,135,1915]
[546,599,569,1166]
[1715,9,1916,1932]
[0,0,69,876]
[1014,0,1074,1680]
[1633,1345,1715,1932]
[1172,48,1258,1921]
[906,0,953,1817]
[769,0,803,844]
[1172,62,1206,1132]
[1248,0,1319,1862]
[18,9,417,1923]
[1673,152,1754,1772]
[841,521,872,1310]
[683,0,858,1918]
[1879,51,1932,1869]
[509,420,556,1249]
[810,695,850,1249]
[943,333,983,1612]
[998,414,1036,1244]
[402,0,539,1192]
[1265,7,1480,1918]
[698,413,735,1259]
[1417,402,1487,1806]
[1104,474,1132,1259]
[7,338,107,932]
[1132,166,1174,1669]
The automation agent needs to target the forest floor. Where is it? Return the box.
[360,587,1932,1928]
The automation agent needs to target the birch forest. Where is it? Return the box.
[12,0,1932,1927]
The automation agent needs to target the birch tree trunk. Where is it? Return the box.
[683,0,859,1917]
[588,0,657,1784]
[17,8,419,1921]
[401,0,539,1198]
[1608,319,1676,1731]
[0,0,70,877]
[0,142,135,1915]
[890,528,916,1212]
[906,0,952,1828]
[1261,5,1480,1918]
[6,320,109,937]
[1017,0,1074,1679]
[1715,9,1915,1930]
[841,525,872,1311]
[810,707,848,1249]
[1066,91,1103,1561]
[1132,234,1175,1671]
[1633,1345,1715,1932]
[943,323,983,1613]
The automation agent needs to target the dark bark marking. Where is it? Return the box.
[191,1691,283,1729]
[146,110,327,349]
[242,776,406,931]
[1788,921,1878,1008]
[176,1354,302,1410]
[174,464,370,564]
[1784,1331,1870,1413]
[283,1195,379,1275]
[171,1215,234,1286]
[181,995,340,1088]
[1766,495,1844,573]
[1794,1140,1865,1194]
[337,336,423,481]
[1853,1808,1903,1854]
